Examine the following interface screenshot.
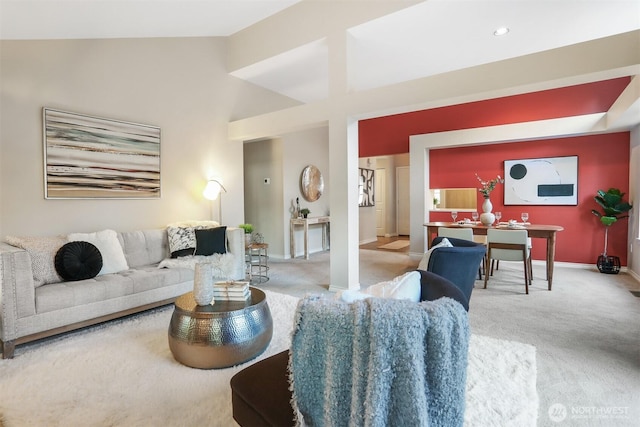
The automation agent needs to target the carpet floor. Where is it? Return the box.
[0,290,537,426]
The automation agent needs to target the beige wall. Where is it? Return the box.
[244,126,330,259]
[243,137,285,254]
[0,37,297,237]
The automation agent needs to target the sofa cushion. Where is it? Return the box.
[4,235,66,287]
[68,229,129,276]
[194,226,227,256]
[35,274,135,314]
[119,229,168,268]
[54,241,103,281]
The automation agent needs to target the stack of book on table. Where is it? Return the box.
[213,281,251,302]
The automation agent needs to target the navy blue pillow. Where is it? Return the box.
[194,226,227,256]
[55,241,103,281]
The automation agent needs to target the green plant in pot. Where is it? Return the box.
[238,224,254,245]
[300,208,311,218]
[591,188,632,274]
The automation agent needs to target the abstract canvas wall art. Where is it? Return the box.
[358,168,375,207]
[43,108,161,199]
[504,156,578,205]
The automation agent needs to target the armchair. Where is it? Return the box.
[426,236,487,304]
[230,271,469,427]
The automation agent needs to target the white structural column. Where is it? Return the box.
[328,30,360,291]
[328,115,361,291]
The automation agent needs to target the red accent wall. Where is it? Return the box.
[428,133,630,265]
[357,77,633,265]
[358,77,630,157]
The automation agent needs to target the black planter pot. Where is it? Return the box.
[597,255,620,274]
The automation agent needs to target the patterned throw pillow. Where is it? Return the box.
[4,235,67,287]
[166,221,221,258]
[167,226,197,258]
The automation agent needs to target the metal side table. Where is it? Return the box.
[246,243,269,283]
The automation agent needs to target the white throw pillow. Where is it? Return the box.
[417,237,453,271]
[336,290,372,303]
[363,271,421,302]
[68,229,129,276]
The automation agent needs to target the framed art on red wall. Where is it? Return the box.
[504,156,578,205]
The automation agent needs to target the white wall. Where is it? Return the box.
[0,38,297,237]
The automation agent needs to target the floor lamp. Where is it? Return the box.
[203,179,227,223]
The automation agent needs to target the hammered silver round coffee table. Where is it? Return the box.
[168,287,273,369]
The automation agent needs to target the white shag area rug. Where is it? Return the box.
[0,291,538,426]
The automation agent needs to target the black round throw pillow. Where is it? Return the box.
[55,241,103,281]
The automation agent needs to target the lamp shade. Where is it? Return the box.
[203,179,225,200]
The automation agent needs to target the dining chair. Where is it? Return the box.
[437,227,474,241]
[438,227,484,279]
[484,229,532,294]
[492,229,532,279]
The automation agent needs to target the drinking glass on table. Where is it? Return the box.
[521,212,529,224]
[495,211,502,224]
[472,212,479,223]
[451,211,458,223]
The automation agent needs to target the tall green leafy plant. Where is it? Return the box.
[591,188,632,256]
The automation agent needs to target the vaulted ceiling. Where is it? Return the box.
[3,0,639,108]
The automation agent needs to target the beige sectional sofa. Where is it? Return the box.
[0,226,245,359]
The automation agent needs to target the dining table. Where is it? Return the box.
[423,221,564,289]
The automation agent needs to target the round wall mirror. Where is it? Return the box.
[300,165,324,202]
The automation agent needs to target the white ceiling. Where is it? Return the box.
[2,0,639,104]
[0,0,303,39]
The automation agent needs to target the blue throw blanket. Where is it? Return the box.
[289,296,469,427]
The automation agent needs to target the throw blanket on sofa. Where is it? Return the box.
[289,296,469,427]
[157,253,236,279]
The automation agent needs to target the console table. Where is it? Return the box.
[290,216,330,259]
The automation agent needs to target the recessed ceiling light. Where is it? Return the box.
[493,27,510,36]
